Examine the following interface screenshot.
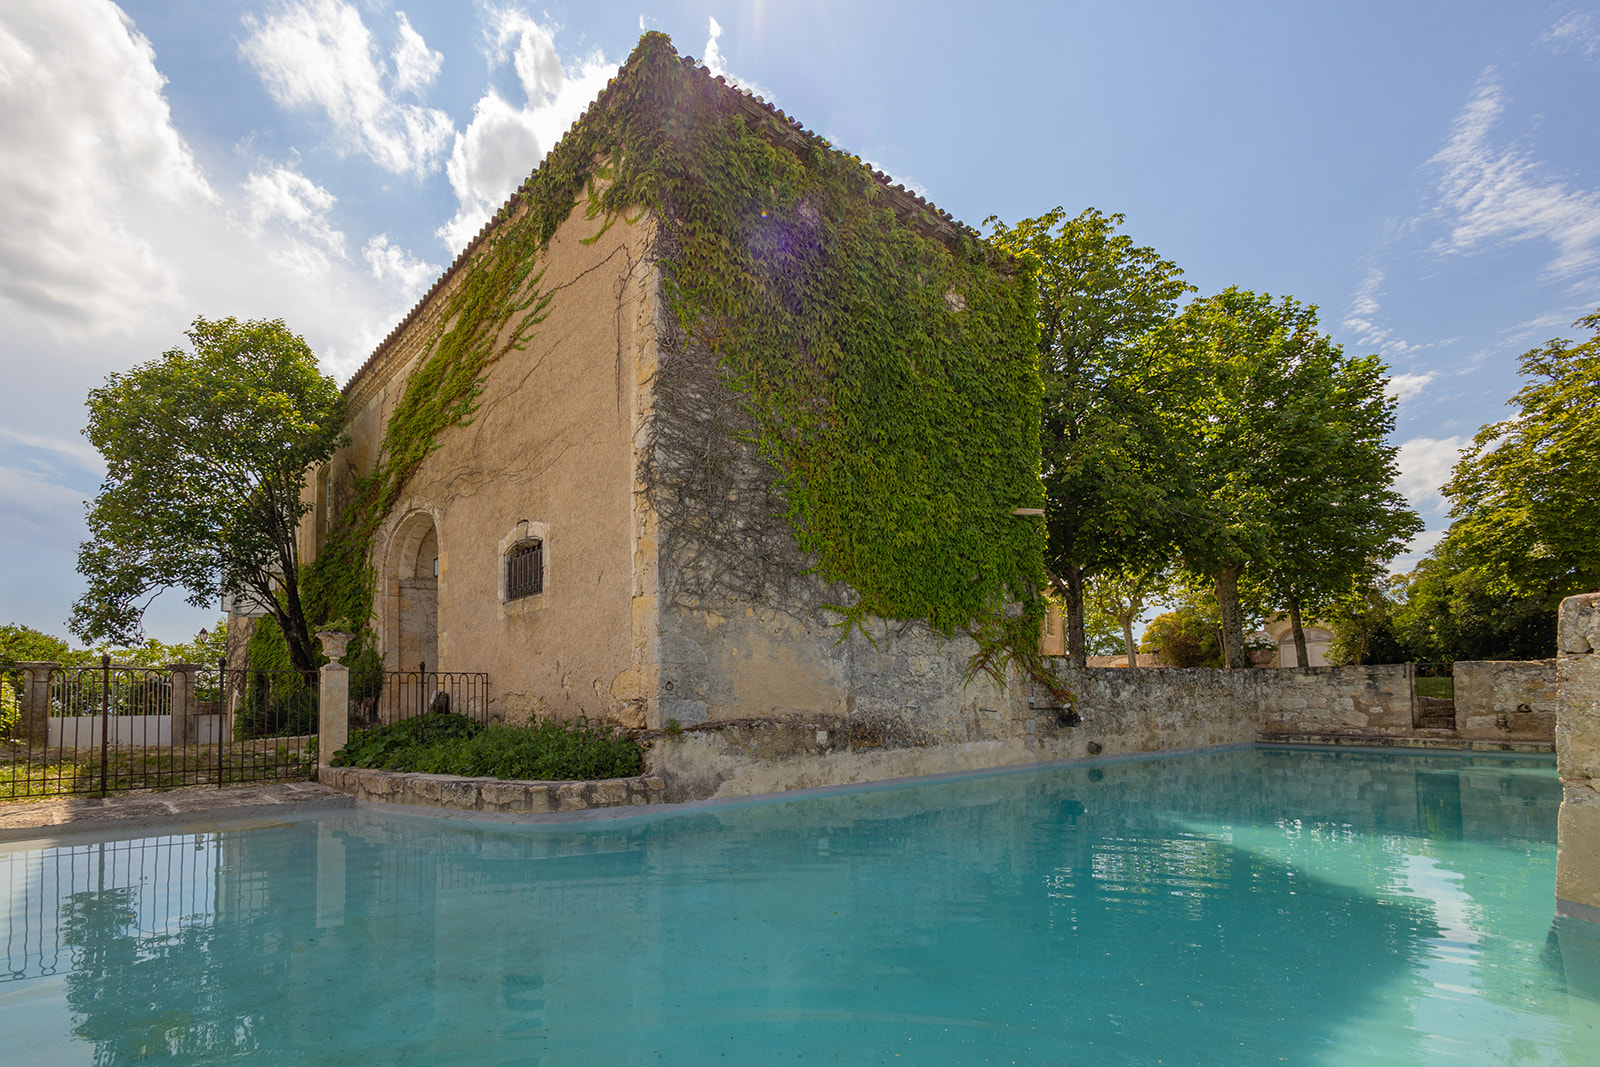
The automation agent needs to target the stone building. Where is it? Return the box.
[294,34,1046,737]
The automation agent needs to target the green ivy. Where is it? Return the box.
[304,32,1050,684]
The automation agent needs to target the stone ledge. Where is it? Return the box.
[318,766,665,814]
[1257,732,1554,753]
[0,781,353,843]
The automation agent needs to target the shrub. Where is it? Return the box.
[0,679,18,740]
[234,676,318,739]
[333,712,643,780]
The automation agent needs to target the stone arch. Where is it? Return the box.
[383,507,442,673]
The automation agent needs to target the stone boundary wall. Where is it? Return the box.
[649,667,1266,803]
[319,766,665,815]
[646,660,1556,803]
[1456,660,1558,740]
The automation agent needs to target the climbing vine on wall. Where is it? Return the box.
[299,31,1051,687]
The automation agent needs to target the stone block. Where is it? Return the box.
[1559,593,1600,655]
[1558,786,1600,914]
[406,776,444,805]
[480,782,532,814]
[1559,656,1600,786]
[593,780,629,806]
[439,778,482,810]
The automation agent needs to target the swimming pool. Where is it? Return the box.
[2,746,1595,1064]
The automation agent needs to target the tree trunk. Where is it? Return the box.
[1064,562,1086,668]
[1215,564,1250,669]
[1286,590,1309,668]
[1121,614,1137,668]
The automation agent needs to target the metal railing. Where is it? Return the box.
[352,666,490,729]
[2,657,318,799]
[1411,661,1456,729]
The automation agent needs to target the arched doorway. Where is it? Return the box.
[388,510,439,675]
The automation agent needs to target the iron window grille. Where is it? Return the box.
[506,538,543,600]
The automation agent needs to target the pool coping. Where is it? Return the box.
[316,765,665,815]
[1258,731,1554,753]
[0,739,1557,842]
[0,780,355,845]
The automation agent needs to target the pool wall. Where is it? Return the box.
[645,661,1555,802]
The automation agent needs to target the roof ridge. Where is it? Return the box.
[342,39,976,398]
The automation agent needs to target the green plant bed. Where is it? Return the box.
[331,712,645,781]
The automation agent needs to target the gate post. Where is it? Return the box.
[17,662,58,747]
[167,663,203,745]
[316,633,352,769]
[1556,593,1600,922]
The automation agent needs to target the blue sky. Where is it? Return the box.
[3,0,1599,643]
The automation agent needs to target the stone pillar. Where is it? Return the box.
[166,663,203,745]
[1556,593,1600,922]
[317,632,352,769]
[17,662,58,747]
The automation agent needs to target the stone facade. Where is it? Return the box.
[295,46,1034,742]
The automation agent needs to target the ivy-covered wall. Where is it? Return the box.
[291,33,1050,721]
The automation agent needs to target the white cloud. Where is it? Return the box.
[391,12,443,95]
[0,428,105,478]
[1341,266,1441,360]
[241,0,452,177]
[436,10,613,252]
[364,234,439,297]
[243,165,346,262]
[1394,436,1469,515]
[702,16,777,102]
[1385,372,1437,403]
[1543,12,1600,60]
[1430,71,1600,279]
[0,0,214,333]
[0,462,89,552]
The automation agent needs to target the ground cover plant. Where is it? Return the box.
[332,712,644,781]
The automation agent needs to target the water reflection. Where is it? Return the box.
[0,748,1593,1065]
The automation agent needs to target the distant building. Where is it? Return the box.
[1249,616,1335,668]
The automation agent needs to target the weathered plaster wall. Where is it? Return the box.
[317,207,662,727]
[1455,659,1557,740]
[1556,593,1600,921]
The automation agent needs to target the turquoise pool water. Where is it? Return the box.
[2,746,1596,1064]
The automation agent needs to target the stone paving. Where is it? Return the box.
[0,780,353,843]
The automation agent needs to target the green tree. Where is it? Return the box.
[1138,607,1223,668]
[71,318,345,675]
[986,208,1193,666]
[1324,576,1414,665]
[1085,566,1169,666]
[1443,308,1600,604]
[1160,288,1419,667]
[0,622,83,668]
[1248,347,1419,665]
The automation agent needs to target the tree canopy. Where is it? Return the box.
[986,207,1192,666]
[71,317,344,674]
[1157,288,1419,667]
[1442,308,1600,605]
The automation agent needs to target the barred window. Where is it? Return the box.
[506,539,543,600]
